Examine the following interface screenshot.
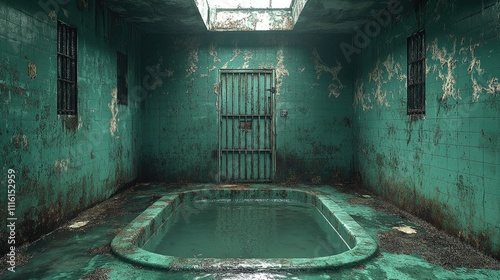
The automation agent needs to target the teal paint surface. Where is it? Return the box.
[0,0,142,254]
[353,0,500,258]
[140,34,354,184]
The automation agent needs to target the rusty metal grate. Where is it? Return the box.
[407,30,426,115]
[117,52,128,105]
[218,69,276,182]
[57,21,78,115]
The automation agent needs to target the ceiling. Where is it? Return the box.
[103,0,399,34]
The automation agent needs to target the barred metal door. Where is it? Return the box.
[218,70,275,182]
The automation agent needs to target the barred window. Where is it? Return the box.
[117,52,128,105]
[407,30,425,115]
[57,21,78,115]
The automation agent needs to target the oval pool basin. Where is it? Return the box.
[111,186,378,271]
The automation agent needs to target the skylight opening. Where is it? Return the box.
[195,0,308,31]
[207,0,293,9]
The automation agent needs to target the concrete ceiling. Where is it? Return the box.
[103,0,399,34]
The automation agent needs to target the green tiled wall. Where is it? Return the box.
[140,34,354,183]
[0,0,141,253]
[353,0,500,258]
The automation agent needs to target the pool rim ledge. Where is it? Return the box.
[110,185,378,271]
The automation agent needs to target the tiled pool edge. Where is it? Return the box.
[110,186,378,271]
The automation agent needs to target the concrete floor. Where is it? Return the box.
[1,183,499,279]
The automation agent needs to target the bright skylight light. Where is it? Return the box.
[207,0,293,9]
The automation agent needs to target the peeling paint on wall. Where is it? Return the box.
[108,88,119,137]
[242,51,253,69]
[28,62,37,79]
[222,45,242,69]
[54,159,69,174]
[383,54,406,84]
[353,54,406,110]
[312,49,344,98]
[369,60,390,107]
[430,38,458,101]
[353,79,373,111]
[48,10,57,22]
[460,39,499,100]
[275,48,289,93]
[186,39,200,77]
[12,134,29,149]
[209,43,221,63]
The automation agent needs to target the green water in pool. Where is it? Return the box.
[143,200,350,258]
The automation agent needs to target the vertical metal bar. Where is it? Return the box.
[231,73,235,181]
[225,74,229,181]
[271,70,276,181]
[218,72,222,183]
[251,73,255,180]
[241,73,248,180]
[237,73,242,181]
[263,74,267,180]
[257,73,261,180]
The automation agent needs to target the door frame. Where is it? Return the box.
[217,69,276,183]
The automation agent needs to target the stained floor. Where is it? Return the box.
[1,183,499,279]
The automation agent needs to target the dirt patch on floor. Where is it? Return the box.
[83,268,112,280]
[87,243,111,255]
[65,191,132,231]
[342,184,500,270]
[0,244,32,272]
[378,229,500,270]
